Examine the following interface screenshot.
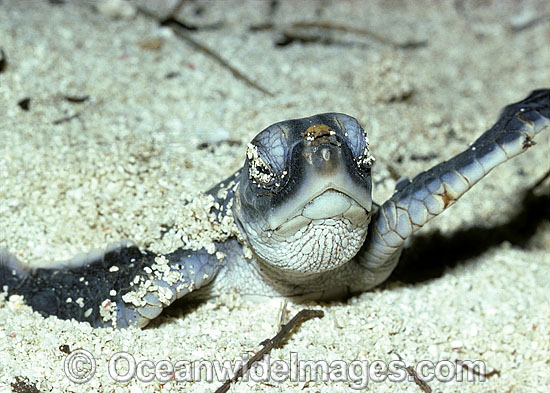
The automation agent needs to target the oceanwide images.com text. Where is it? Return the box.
[64,349,489,389]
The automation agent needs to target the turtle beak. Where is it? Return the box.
[267,125,373,231]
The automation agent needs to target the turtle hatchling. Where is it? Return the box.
[1,89,549,328]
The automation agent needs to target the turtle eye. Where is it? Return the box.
[332,113,375,171]
[356,144,375,170]
[353,133,375,172]
[246,143,276,187]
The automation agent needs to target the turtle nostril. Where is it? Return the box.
[322,148,331,161]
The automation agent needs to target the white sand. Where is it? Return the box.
[0,1,549,392]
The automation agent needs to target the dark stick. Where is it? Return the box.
[135,6,273,97]
[214,309,324,393]
[456,359,501,379]
[63,95,90,103]
[395,353,432,393]
[163,21,274,97]
[52,113,80,125]
[290,21,427,49]
[528,169,550,192]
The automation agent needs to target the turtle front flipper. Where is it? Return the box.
[359,89,549,271]
[0,241,228,328]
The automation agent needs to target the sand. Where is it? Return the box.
[0,0,549,392]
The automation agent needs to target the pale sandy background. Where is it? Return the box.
[0,1,549,392]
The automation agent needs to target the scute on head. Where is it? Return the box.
[234,113,374,277]
[302,123,335,142]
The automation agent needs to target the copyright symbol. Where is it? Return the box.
[64,349,96,383]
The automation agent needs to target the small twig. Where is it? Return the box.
[214,309,324,393]
[528,169,550,192]
[249,22,275,32]
[290,21,427,49]
[63,95,90,103]
[395,353,432,393]
[164,20,274,97]
[277,299,289,330]
[277,28,358,48]
[52,113,80,125]
[456,359,501,379]
[164,0,187,20]
[135,6,273,97]
[161,15,224,31]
